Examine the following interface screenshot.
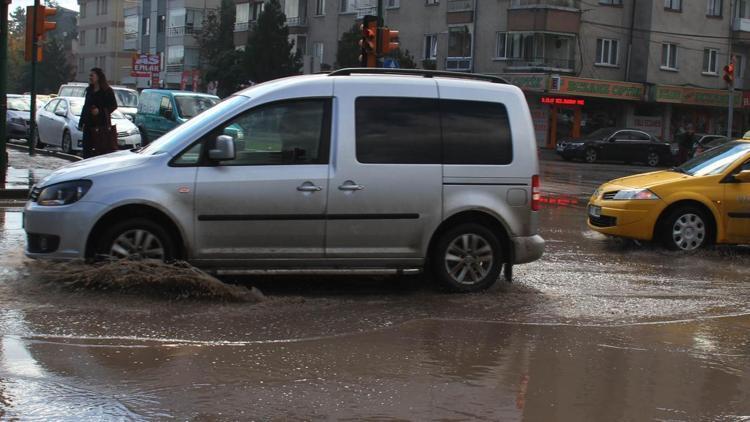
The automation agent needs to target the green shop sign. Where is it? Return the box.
[559,77,644,100]
[500,74,548,92]
[652,85,742,108]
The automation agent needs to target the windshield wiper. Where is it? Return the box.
[669,166,689,175]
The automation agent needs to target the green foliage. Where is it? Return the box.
[196,0,244,96]
[242,0,301,83]
[336,24,361,69]
[387,49,417,69]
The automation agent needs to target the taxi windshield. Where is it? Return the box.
[676,142,750,176]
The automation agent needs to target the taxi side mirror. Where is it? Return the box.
[735,170,750,182]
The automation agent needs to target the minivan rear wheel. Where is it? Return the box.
[95,218,176,262]
[431,223,503,292]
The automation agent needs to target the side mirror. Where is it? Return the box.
[208,135,236,161]
[55,109,67,117]
[735,170,750,182]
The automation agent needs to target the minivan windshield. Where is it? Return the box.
[675,141,750,176]
[139,95,244,155]
[174,95,219,119]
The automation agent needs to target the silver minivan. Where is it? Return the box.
[25,70,544,292]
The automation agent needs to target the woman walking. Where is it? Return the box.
[78,68,118,158]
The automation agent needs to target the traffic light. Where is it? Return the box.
[24,5,57,62]
[724,62,735,85]
[359,16,378,68]
[379,27,399,55]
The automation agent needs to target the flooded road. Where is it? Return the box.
[1,157,749,420]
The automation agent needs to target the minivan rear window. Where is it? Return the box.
[355,97,441,164]
[441,100,513,165]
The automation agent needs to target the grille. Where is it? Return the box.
[602,191,619,200]
[29,186,42,201]
[117,131,129,138]
[589,215,617,228]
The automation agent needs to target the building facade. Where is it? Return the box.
[75,0,136,85]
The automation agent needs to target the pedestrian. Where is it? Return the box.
[678,124,696,164]
[78,68,118,159]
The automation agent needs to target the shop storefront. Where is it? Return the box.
[500,74,549,148]
[651,85,743,139]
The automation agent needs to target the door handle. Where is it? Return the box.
[297,183,322,192]
[339,181,365,191]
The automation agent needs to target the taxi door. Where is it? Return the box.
[723,160,750,243]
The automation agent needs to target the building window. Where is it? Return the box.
[316,0,325,15]
[236,3,250,22]
[426,0,439,5]
[448,26,472,58]
[661,43,678,70]
[295,35,307,55]
[142,17,150,36]
[599,0,622,4]
[124,15,138,39]
[595,38,619,66]
[387,0,399,7]
[340,0,356,13]
[168,45,185,65]
[95,56,106,68]
[95,27,107,44]
[79,30,86,46]
[252,2,265,20]
[96,0,108,15]
[703,48,719,74]
[158,15,166,33]
[424,34,437,60]
[707,0,722,16]
[80,1,86,18]
[313,42,324,61]
[495,32,529,60]
[285,0,299,19]
[664,0,681,11]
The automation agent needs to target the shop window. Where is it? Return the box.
[665,0,681,11]
[707,0,722,16]
[661,43,678,70]
[596,39,618,66]
[703,48,719,74]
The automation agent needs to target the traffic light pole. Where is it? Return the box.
[29,0,39,156]
[376,0,383,68]
[1,0,9,182]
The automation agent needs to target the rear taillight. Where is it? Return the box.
[531,175,540,211]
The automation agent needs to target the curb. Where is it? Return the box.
[7,142,82,162]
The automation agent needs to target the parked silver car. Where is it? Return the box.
[24,70,544,292]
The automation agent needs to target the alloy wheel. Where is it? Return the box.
[109,229,165,260]
[585,149,597,163]
[444,233,494,285]
[647,152,659,167]
[672,213,706,251]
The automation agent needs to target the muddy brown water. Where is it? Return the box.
[1,158,749,419]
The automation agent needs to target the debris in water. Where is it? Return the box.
[30,259,264,302]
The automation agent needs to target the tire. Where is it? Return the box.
[430,223,504,293]
[660,206,711,251]
[32,132,46,149]
[584,148,597,163]
[95,218,177,262]
[646,151,660,167]
[62,130,73,154]
[138,127,149,145]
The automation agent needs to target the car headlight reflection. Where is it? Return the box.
[612,189,660,200]
[37,180,92,206]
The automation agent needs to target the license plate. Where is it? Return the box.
[588,205,601,218]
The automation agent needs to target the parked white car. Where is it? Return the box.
[58,83,139,121]
[36,97,141,154]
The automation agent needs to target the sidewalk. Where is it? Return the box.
[1,147,77,200]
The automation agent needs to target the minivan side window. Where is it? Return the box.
[159,96,173,115]
[355,97,441,164]
[441,100,513,165]
[204,98,331,166]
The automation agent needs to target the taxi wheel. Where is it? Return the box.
[660,206,711,251]
[584,148,597,163]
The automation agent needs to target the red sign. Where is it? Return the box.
[151,73,160,88]
[541,97,585,106]
[131,53,161,77]
[192,69,200,92]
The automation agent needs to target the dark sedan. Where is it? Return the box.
[556,127,672,167]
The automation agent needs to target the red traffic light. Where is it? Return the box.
[724,63,735,84]
[379,28,399,55]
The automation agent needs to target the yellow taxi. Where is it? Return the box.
[587,140,750,250]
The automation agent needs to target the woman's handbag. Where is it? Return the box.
[90,108,119,155]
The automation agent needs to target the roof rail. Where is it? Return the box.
[327,68,508,84]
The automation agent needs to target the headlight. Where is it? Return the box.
[592,188,601,198]
[126,127,140,136]
[37,180,92,206]
[612,189,660,200]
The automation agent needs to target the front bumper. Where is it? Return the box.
[23,200,106,260]
[512,235,545,264]
[586,199,665,241]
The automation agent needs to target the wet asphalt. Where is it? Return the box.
[0,156,749,420]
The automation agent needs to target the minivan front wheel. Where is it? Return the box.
[431,223,503,292]
[96,218,176,262]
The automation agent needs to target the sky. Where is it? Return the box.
[7,0,79,14]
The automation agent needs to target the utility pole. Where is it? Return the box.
[29,0,39,156]
[0,0,9,183]
[376,0,383,68]
[727,0,737,138]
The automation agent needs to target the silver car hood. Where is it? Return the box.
[7,110,30,120]
[37,150,153,187]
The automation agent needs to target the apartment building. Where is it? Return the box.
[75,0,137,85]
[121,0,220,89]
[229,0,749,146]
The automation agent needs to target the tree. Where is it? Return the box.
[243,0,301,83]
[196,0,245,97]
[387,49,417,69]
[336,24,361,69]
[35,38,74,92]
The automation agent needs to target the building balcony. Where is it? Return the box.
[234,21,256,32]
[503,56,575,73]
[167,25,200,37]
[286,16,307,27]
[447,0,473,12]
[733,18,750,44]
[166,64,184,72]
[507,3,580,33]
